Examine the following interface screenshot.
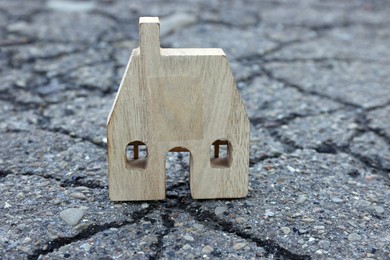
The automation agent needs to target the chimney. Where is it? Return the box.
[139,17,161,60]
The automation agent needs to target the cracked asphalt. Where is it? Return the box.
[1,0,390,259]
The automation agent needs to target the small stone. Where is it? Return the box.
[148,236,159,244]
[183,234,194,241]
[347,123,358,130]
[264,211,275,217]
[315,250,323,255]
[7,22,28,32]
[374,206,384,214]
[69,192,87,200]
[91,137,101,145]
[215,206,227,215]
[297,195,307,204]
[194,223,204,231]
[313,207,323,213]
[348,233,362,241]
[53,199,62,205]
[182,244,192,250]
[141,203,149,209]
[318,240,330,248]
[16,192,25,198]
[236,217,245,223]
[287,165,296,172]
[367,194,378,202]
[37,180,50,187]
[73,222,90,232]
[202,245,214,254]
[331,197,343,203]
[302,218,315,223]
[314,226,325,230]
[23,237,32,244]
[17,224,27,231]
[74,186,89,191]
[4,202,12,208]
[80,243,91,251]
[292,212,302,218]
[280,227,290,235]
[355,200,371,207]
[233,242,246,250]
[308,237,316,242]
[60,208,84,226]
[47,228,59,240]
[337,225,346,231]
[17,246,29,253]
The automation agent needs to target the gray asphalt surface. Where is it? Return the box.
[1,0,390,259]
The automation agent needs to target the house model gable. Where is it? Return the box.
[107,17,250,201]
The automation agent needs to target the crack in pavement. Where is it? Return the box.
[183,203,311,259]
[0,37,33,47]
[348,112,390,172]
[41,126,107,150]
[364,102,390,112]
[11,45,89,66]
[262,57,390,64]
[34,58,113,79]
[1,3,389,259]
[150,210,175,259]
[0,167,60,182]
[27,205,157,260]
[198,14,262,30]
[237,38,307,64]
[266,127,302,153]
[155,174,312,259]
[344,147,390,174]
[249,108,343,129]
[308,135,390,176]
[366,123,390,146]
[59,176,107,190]
[0,93,45,111]
[0,99,108,151]
[284,21,390,35]
[0,166,106,190]
[249,152,283,167]
[253,108,390,175]
[2,116,384,259]
[261,66,361,109]
[89,9,139,25]
[0,169,13,179]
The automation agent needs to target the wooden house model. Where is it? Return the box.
[107,17,249,201]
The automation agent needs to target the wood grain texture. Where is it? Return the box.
[107,17,250,201]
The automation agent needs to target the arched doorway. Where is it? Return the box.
[165,147,191,198]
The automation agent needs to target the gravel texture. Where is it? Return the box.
[1,0,390,259]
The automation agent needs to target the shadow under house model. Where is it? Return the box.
[107,17,250,201]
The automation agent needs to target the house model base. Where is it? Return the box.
[107,17,250,201]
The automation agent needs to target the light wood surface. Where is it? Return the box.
[107,17,250,201]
